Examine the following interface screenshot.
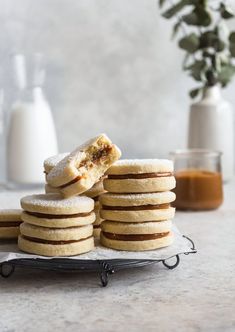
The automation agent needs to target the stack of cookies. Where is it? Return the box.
[100,159,176,251]
[18,134,121,256]
[44,153,106,237]
[19,194,95,256]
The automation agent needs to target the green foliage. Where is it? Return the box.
[159,0,235,98]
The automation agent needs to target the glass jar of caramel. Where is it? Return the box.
[170,149,223,211]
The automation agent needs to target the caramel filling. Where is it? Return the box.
[102,203,170,211]
[58,146,113,189]
[0,221,22,227]
[107,172,173,180]
[25,211,92,219]
[93,225,101,229]
[22,235,92,245]
[102,231,169,241]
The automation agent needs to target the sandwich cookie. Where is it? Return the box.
[100,220,173,251]
[104,159,176,193]
[19,194,95,256]
[100,192,175,222]
[47,134,121,197]
[0,209,22,239]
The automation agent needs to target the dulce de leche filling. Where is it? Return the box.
[58,146,113,189]
[25,211,92,219]
[0,221,22,227]
[102,231,169,241]
[22,235,92,245]
[102,203,170,211]
[107,172,173,180]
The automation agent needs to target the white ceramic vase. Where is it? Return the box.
[188,85,234,181]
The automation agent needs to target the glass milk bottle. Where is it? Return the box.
[7,54,58,188]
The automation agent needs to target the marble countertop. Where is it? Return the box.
[1,183,235,332]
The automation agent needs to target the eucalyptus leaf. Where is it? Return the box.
[172,21,181,39]
[187,60,207,81]
[189,88,201,98]
[200,31,225,52]
[182,7,212,27]
[178,33,200,53]
[229,32,235,43]
[162,0,190,19]
[159,0,166,8]
[230,44,235,57]
[220,3,234,19]
[218,64,235,86]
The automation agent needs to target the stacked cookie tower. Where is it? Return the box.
[19,194,95,256]
[18,134,121,256]
[44,154,106,237]
[100,159,176,251]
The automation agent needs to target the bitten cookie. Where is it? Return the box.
[100,192,175,222]
[19,193,95,256]
[46,134,121,197]
[0,209,22,239]
[104,159,176,193]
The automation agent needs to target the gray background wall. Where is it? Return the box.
[0,0,235,159]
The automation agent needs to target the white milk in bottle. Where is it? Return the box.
[7,54,58,187]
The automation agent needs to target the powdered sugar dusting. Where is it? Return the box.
[106,159,174,174]
[44,153,69,171]
[21,194,94,213]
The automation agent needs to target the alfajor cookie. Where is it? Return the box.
[0,209,22,239]
[19,193,95,256]
[47,134,121,197]
[104,159,176,193]
[100,220,173,251]
[100,192,175,222]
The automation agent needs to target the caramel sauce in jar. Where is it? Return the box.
[173,169,223,210]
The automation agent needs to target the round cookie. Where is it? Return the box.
[100,207,175,222]
[104,159,175,193]
[106,159,174,175]
[100,231,173,251]
[21,194,94,215]
[103,177,176,193]
[21,211,96,228]
[100,192,175,222]
[20,223,93,241]
[101,220,172,234]
[18,235,94,257]
[0,209,22,239]
[100,192,176,207]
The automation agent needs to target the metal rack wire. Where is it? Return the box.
[0,235,196,286]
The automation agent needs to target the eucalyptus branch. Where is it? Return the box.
[158,0,235,98]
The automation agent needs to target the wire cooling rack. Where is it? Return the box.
[0,235,196,286]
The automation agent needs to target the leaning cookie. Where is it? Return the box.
[47,134,121,197]
[100,220,173,251]
[0,209,22,239]
[100,192,175,222]
[104,159,175,193]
